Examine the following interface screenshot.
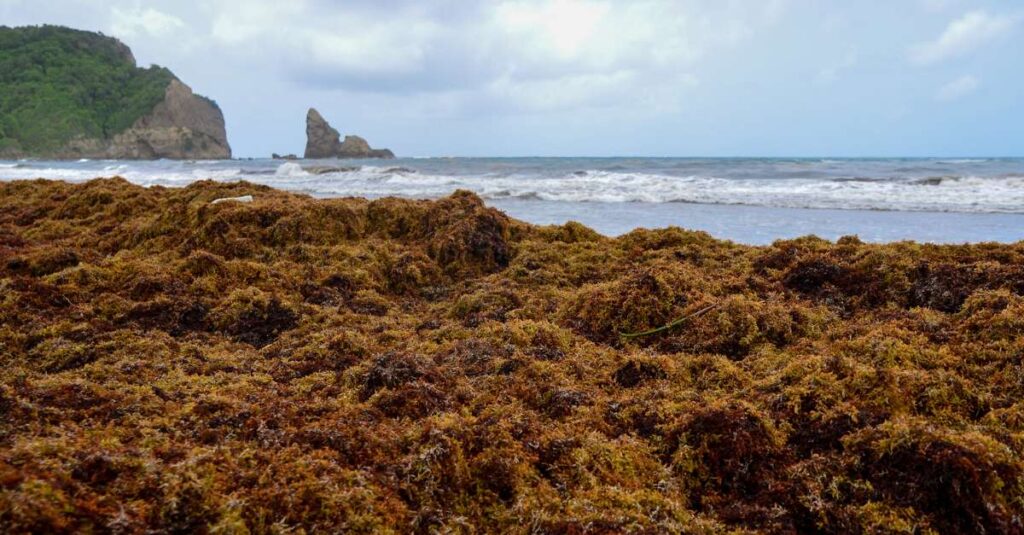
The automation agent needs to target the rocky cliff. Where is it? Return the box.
[304,108,393,159]
[0,26,230,160]
[61,80,231,160]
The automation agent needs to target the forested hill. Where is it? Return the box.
[0,26,230,159]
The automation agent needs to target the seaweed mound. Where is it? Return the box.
[3,178,1024,533]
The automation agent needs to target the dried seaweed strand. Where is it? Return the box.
[619,302,722,340]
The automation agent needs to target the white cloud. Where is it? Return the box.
[208,1,456,83]
[483,70,698,113]
[197,0,786,114]
[910,10,1017,65]
[110,7,184,38]
[300,21,439,77]
[935,74,979,101]
[496,0,611,61]
[817,49,858,84]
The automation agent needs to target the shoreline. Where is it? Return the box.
[488,197,1024,244]
[3,173,1023,245]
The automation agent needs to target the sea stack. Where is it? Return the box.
[304,108,394,159]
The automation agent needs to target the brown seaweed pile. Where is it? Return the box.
[2,177,1024,533]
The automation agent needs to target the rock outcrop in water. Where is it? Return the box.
[304,108,394,159]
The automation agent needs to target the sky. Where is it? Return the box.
[2,0,1023,157]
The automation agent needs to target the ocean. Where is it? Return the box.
[2,157,1023,244]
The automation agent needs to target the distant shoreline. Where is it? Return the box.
[2,175,1022,245]
[2,154,1023,244]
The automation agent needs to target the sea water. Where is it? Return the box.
[2,157,1023,244]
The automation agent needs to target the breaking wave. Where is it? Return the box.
[246,167,1024,213]
[2,159,1023,213]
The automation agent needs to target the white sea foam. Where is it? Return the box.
[2,159,1024,214]
[195,168,242,180]
[274,162,309,177]
[245,168,1024,213]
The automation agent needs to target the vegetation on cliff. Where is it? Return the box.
[0,26,175,155]
[2,178,1024,533]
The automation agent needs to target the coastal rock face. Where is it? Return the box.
[123,79,231,159]
[63,80,231,160]
[304,108,341,159]
[304,108,394,159]
[0,26,231,160]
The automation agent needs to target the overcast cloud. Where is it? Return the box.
[1,0,1022,156]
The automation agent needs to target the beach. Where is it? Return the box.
[3,177,1023,532]
[3,156,1024,244]
[4,6,1023,532]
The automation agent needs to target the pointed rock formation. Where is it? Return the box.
[304,108,341,159]
[304,108,394,159]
